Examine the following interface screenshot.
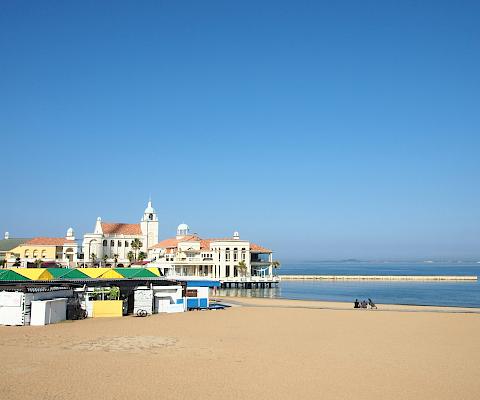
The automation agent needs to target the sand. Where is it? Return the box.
[1,297,479,400]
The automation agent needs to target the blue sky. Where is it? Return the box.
[1,1,479,260]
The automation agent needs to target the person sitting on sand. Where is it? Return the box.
[361,300,368,308]
[368,298,377,309]
[354,299,359,308]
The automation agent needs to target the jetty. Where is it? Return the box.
[279,275,478,281]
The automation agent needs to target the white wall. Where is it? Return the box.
[30,298,67,326]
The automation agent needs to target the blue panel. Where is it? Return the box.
[199,298,208,308]
[176,298,184,304]
[187,298,199,308]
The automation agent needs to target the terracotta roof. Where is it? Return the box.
[150,235,200,249]
[151,235,272,253]
[24,237,76,246]
[250,243,272,253]
[101,222,142,235]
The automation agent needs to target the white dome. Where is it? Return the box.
[144,200,155,214]
[177,223,189,231]
[67,227,74,236]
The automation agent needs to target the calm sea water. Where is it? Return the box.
[216,262,480,307]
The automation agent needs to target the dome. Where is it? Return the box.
[67,227,74,237]
[177,223,189,231]
[176,223,190,238]
[144,200,155,214]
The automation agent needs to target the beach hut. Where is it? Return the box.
[0,287,73,325]
[15,268,53,281]
[181,279,220,310]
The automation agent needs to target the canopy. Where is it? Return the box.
[61,269,89,279]
[47,268,70,278]
[14,268,53,281]
[147,267,161,276]
[0,270,31,281]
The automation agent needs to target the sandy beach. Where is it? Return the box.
[1,297,479,400]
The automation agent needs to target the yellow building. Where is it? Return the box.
[6,229,78,267]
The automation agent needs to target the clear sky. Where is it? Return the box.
[1,1,479,261]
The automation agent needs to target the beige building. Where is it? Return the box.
[148,224,273,279]
[6,228,78,267]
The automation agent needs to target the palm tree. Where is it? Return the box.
[112,254,119,268]
[90,253,97,267]
[127,251,135,266]
[271,260,281,276]
[138,251,147,261]
[236,260,247,277]
[34,259,43,268]
[130,239,143,261]
[102,254,108,267]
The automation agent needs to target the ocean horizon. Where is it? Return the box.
[216,261,480,308]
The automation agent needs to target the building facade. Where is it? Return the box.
[82,200,159,266]
[0,232,32,267]
[148,224,273,280]
[5,228,78,267]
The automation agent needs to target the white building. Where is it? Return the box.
[148,224,274,280]
[82,200,159,266]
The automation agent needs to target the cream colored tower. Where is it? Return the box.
[140,200,159,250]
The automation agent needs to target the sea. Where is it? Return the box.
[215,261,480,308]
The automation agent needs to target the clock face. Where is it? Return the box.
[149,213,153,220]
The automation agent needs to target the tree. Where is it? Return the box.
[91,253,97,267]
[112,254,119,268]
[127,251,135,266]
[130,239,143,260]
[236,260,247,277]
[138,251,147,261]
[34,259,43,268]
[271,260,281,275]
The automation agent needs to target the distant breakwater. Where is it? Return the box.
[279,275,478,281]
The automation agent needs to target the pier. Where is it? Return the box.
[279,275,478,281]
[220,276,280,288]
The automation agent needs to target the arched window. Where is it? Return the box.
[24,250,30,258]
[110,240,115,247]
[41,250,46,258]
[125,241,129,247]
[103,240,107,246]
[118,241,122,247]
[33,250,38,258]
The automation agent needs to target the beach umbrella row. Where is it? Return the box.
[0,267,161,281]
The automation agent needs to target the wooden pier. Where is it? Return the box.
[279,275,478,281]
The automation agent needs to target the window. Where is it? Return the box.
[41,250,46,258]
[33,250,38,258]
[110,240,115,247]
[125,241,129,247]
[242,251,246,261]
[103,240,107,246]
[118,241,122,247]
[24,250,30,258]
[234,249,238,262]
[226,251,230,261]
